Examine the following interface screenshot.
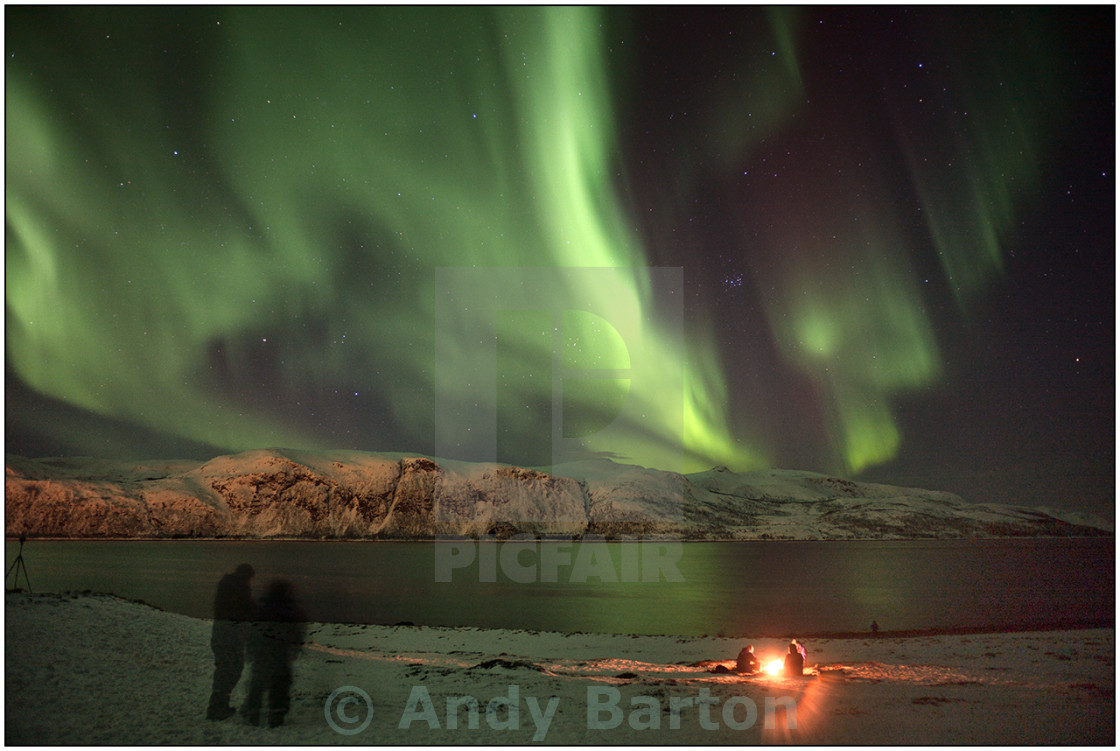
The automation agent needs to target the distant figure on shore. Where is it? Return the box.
[871,620,880,635]
[243,579,307,728]
[735,644,761,674]
[792,638,807,661]
[783,640,805,677]
[207,563,256,721]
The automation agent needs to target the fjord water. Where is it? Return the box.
[5,538,1112,636]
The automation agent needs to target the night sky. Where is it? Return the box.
[5,7,1114,514]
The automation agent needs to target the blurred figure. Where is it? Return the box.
[870,620,880,635]
[783,640,804,677]
[243,579,307,728]
[207,563,255,721]
[735,644,760,674]
[791,637,807,661]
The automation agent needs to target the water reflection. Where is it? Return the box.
[5,538,1112,636]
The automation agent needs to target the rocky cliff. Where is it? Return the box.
[4,449,1111,539]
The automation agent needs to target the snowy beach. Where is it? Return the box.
[5,592,1113,744]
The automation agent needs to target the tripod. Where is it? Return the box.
[6,534,31,593]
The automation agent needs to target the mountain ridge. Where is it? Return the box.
[5,448,1112,539]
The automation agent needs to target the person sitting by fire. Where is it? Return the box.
[783,640,805,677]
[735,644,761,674]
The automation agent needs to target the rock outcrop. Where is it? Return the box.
[4,449,1112,539]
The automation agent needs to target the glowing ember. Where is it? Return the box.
[765,659,783,675]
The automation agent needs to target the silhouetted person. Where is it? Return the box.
[870,620,880,635]
[244,579,306,728]
[207,563,255,720]
[783,640,804,677]
[736,644,760,674]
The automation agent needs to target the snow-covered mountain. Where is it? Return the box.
[4,449,1111,539]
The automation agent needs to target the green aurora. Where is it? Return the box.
[5,7,1111,491]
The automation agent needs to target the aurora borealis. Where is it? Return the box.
[5,7,1114,513]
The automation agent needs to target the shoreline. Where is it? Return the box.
[4,588,1113,641]
[794,619,1116,640]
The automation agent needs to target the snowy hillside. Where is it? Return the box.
[4,449,1111,539]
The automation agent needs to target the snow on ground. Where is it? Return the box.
[4,592,1113,744]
